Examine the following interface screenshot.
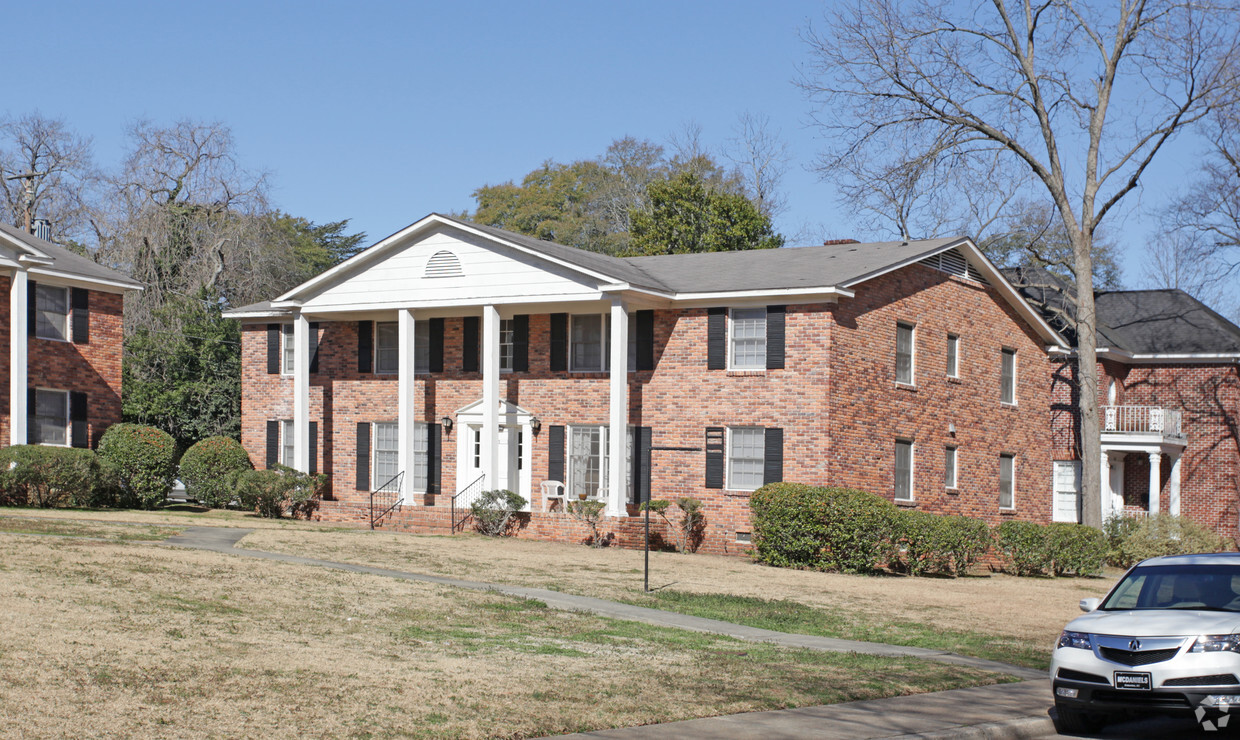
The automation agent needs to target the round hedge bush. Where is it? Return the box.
[0,445,99,508]
[749,482,898,573]
[96,423,177,510]
[179,436,252,508]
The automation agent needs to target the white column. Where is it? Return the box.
[482,305,501,490]
[397,309,418,502]
[10,269,28,445]
[607,297,629,517]
[1099,452,1112,522]
[1169,452,1183,516]
[1148,452,1162,515]
[293,312,311,473]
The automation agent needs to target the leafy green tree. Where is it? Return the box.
[627,172,783,256]
[472,160,622,253]
[268,211,366,285]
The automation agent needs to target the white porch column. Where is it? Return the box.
[1099,452,1112,522]
[292,312,311,473]
[607,297,629,517]
[482,305,501,490]
[397,309,418,501]
[1148,452,1163,515]
[10,269,28,445]
[1169,451,1183,516]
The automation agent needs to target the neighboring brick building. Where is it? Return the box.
[227,214,1069,554]
[0,222,141,449]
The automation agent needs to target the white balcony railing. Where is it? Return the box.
[1102,405,1184,438]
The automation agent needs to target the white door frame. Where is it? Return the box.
[453,399,534,511]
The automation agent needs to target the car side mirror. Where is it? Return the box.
[1080,597,1101,612]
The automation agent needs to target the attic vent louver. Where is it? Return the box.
[919,248,987,285]
[424,250,463,278]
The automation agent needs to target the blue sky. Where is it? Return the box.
[7,1,1207,286]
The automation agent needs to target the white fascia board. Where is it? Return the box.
[17,254,53,266]
[26,267,143,294]
[277,214,628,303]
[223,308,293,320]
[670,286,855,306]
[1067,347,1240,365]
[0,231,50,260]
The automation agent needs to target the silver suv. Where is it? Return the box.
[1051,553,1240,733]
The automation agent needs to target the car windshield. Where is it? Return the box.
[1101,564,1240,612]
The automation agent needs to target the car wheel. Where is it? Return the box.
[1053,702,1108,734]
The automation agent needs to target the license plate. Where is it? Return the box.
[1114,671,1151,690]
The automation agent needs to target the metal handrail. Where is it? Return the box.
[369,471,404,530]
[450,474,486,533]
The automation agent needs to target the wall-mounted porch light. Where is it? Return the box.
[530,416,541,434]
[441,416,454,434]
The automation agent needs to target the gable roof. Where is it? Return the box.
[0,221,143,290]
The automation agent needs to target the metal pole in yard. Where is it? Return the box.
[644,500,650,592]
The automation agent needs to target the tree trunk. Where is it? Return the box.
[1073,233,1103,528]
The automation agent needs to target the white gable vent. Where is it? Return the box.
[919,248,987,284]
[424,250,463,278]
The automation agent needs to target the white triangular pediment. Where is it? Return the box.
[454,398,535,422]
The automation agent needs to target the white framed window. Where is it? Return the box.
[999,453,1015,509]
[1052,461,1082,522]
[281,325,295,374]
[410,423,429,492]
[375,321,429,375]
[500,319,514,372]
[729,308,766,370]
[570,315,609,372]
[628,314,637,373]
[568,425,607,498]
[32,388,69,446]
[1000,348,1016,404]
[944,446,958,489]
[895,439,914,501]
[896,322,915,385]
[727,427,765,491]
[34,284,69,341]
[280,420,295,466]
[946,334,959,378]
[373,422,399,490]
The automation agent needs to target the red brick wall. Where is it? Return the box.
[0,276,124,447]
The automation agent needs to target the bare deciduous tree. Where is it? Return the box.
[726,112,791,218]
[802,0,1240,527]
[0,113,95,241]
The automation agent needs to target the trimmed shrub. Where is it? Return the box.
[232,465,324,519]
[895,511,993,576]
[96,424,177,510]
[1047,522,1107,576]
[179,436,253,508]
[676,497,707,553]
[0,445,98,508]
[567,499,607,547]
[749,483,898,573]
[471,489,526,536]
[940,515,994,576]
[1106,514,1231,568]
[996,520,1054,576]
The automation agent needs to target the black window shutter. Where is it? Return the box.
[71,288,89,344]
[548,425,566,482]
[308,322,320,374]
[27,280,36,335]
[267,324,281,374]
[550,313,568,372]
[766,305,785,370]
[635,426,652,504]
[27,388,40,444]
[428,423,442,494]
[513,314,530,371]
[265,420,280,469]
[356,422,371,490]
[429,317,445,373]
[763,427,784,485]
[462,316,480,372]
[705,427,725,488]
[70,391,89,448]
[308,421,318,475]
[636,310,655,371]
[707,308,727,370]
[357,321,373,373]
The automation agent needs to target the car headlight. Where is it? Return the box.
[1057,631,1092,650]
[1189,634,1240,653]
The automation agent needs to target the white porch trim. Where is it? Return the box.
[607,297,629,517]
[482,304,501,491]
[1169,452,1183,516]
[293,312,311,472]
[397,308,418,502]
[1148,452,1162,515]
[10,268,27,445]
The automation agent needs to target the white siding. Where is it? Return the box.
[303,227,607,310]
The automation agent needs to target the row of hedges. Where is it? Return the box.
[749,482,1108,577]
[0,427,320,519]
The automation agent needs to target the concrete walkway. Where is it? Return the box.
[161,526,1055,738]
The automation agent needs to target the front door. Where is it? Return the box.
[464,424,527,497]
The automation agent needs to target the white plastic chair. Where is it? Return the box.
[541,480,565,511]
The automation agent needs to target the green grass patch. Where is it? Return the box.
[0,517,182,542]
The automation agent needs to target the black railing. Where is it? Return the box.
[451,474,486,533]
[369,471,404,529]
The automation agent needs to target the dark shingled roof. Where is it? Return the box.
[0,221,143,288]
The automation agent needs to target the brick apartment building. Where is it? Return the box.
[228,213,1073,553]
[0,222,141,449]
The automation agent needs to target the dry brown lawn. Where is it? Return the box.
[0,525,1003,739]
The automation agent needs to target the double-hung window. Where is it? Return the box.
[896,323,915,384]
[944,446,958,489]
[727,427,765,491]
[499,319,514,371]
[570,315,608,372]
[280,420,295,466]
[35,285,69,341]
[32,389,69,446]
[373,422,399,490]
[1000,348,1016,404]
[568,425,607,498]
[375,321,429,374]
[895,439,914,501]
[946,334,960,378]
[281,325,295,373]
[999,454,1015,509]
[729,308,766,369]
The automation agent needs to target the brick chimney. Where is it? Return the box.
[822,238,860,246]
